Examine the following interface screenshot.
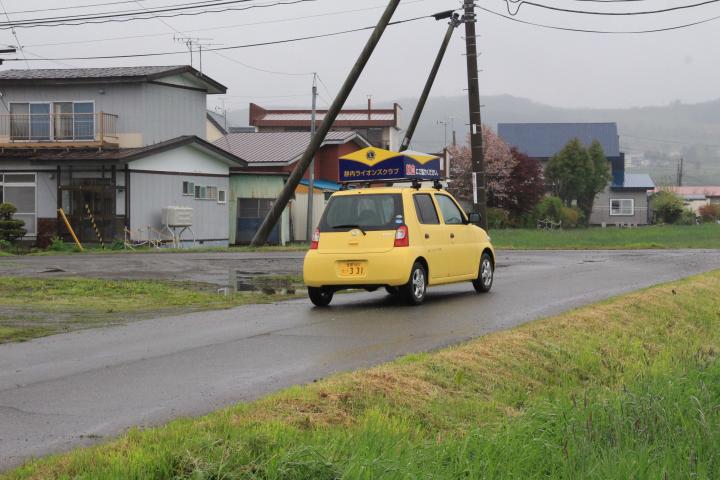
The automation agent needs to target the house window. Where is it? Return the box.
[0,173,36,236]
[610,199,634,216]
[182,181,194,196]
[218,190,226,204]
[194,185,218,201]
[9,101,94,141]
[238,198,274,218]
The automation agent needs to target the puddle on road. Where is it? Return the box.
[217,270,305,296]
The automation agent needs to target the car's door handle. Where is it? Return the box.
[450,233,455,239]
[425,233,430,239]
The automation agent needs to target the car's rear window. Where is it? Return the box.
[319,194,403,232]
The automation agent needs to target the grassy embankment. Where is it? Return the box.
[5,270,720,479]
[491,223,720,250]
[0,276,303,343]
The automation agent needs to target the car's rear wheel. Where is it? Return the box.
[308,287,333,307]
[473,252,494,293]
[401,262,427,305]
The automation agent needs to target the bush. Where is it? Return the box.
[698,204,720,223]
[652,190,684,224]
[486,208,511,229]
[560,206,585,228]
[534,196,564,222]
[47,235,74,252]
[0,239,11,252]
[677,209,698,225]
[0,202,27,244]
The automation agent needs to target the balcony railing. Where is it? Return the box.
[0,112,118,147]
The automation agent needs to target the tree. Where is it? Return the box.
[651,190,684,224]
[578,140,611,220]
[0,203,27,244]
[546,138,610,223]
[448,126,515,208]
[502,148,545,218]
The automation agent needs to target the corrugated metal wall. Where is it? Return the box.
[229,174,289,245]
[130,172,229,244]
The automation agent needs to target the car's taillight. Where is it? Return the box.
[310,228,320,250]
[394,225,409,247]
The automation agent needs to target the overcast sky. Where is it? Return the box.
[2,0,719,112]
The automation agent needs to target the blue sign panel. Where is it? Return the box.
[338,149,441,183]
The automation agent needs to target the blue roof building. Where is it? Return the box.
[498,122,655,226]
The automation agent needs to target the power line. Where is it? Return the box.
[478,4,720,33]
[0,0,29,68]
[504,0,720,16]
[3,14,436,62]
[0,0,320,30]
[23,0,424,49]
[6,0,179,16]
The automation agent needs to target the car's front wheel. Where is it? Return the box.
[308,287,333,307]
[401,262,427,305]
[472,252,494,293]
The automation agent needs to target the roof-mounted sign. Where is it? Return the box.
[338,147,441,183]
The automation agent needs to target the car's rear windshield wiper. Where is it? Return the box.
[331,224,367,235]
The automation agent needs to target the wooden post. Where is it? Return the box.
[98,112,104,144]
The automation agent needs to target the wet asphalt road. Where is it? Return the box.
[1,249,720,470]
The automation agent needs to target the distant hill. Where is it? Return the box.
[225,95,720,186]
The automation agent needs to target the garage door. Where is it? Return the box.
[236,198,280,244]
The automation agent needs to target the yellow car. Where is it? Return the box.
[303,186,495,306]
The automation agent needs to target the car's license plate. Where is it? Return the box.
[340,262,366,276]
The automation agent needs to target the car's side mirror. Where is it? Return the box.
[467,212,482,225]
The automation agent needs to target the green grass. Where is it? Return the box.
[23,244,309,256]
[491,223,720,250]
[0,276,303,343]
[4,270,720,479]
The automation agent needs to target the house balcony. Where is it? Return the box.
[0,112,119,149]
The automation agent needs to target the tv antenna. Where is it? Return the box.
[173,35,221,73]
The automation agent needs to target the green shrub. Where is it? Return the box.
[0,239,11,251]
[652,190,684,224]
[532,196,564,223]
[0,203,26,243]
[560,206,584,228]
[486,208,511,229]
[698,204,720,223]
[677,209,697,225]
[47,235,73,252]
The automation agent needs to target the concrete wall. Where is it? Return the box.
[228,174,290,245]
[590,187,650,226]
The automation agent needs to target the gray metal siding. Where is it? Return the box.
[590,187,650,226]
[142,83,206,144]
[36,171,57,219]
[0,82,206,146]
[129,172,229,241]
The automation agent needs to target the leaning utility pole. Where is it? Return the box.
[306,73,318,242]
[251,0,402,246]
[400,11,461,152]
[463,0,488,229]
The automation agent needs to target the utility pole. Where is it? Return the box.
[450,116,457,146]
[306,73,318,242]
[463,0,487,229]
[399,11,460,152]
[251,0,402,246]
[677,157,684,186]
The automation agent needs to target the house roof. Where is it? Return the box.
[206,110,228,135]
[213,131,370,166]
[612,173,655,190]
[300,178,341,192]
[0,65,227,94]
[249,103,401,129]
[498,122,621,158]
[652,186,720,197]
[0,135,246,166]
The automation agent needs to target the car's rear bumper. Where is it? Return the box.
[303,249,415,288]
